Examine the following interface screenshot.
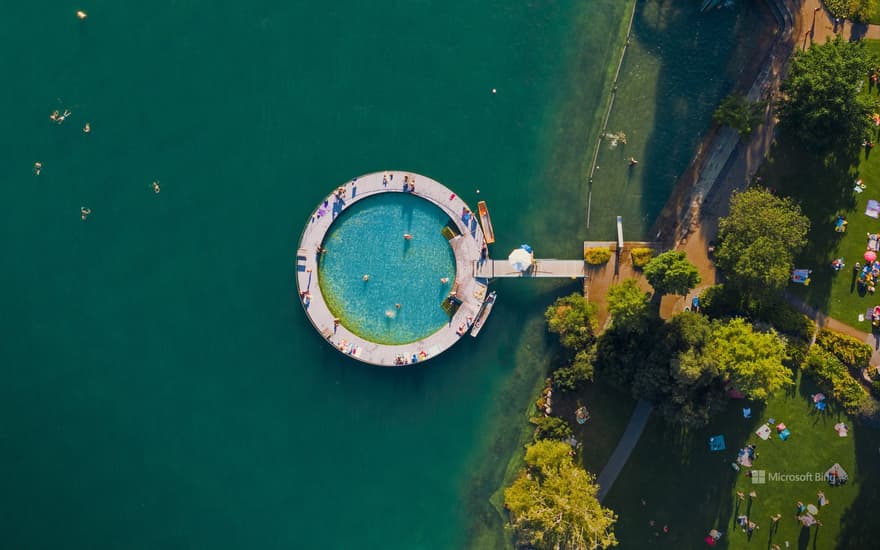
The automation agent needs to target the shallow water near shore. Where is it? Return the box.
[0,0,768,548]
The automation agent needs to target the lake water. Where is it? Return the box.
[0,1,768,548]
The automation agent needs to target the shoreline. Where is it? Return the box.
[481,0,799,545]
[652,0,794,248]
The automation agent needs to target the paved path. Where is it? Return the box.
[595,400,653,502]
[799,0,880,47]
[295,171,489,366]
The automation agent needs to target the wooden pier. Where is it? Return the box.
[473,258,587,278]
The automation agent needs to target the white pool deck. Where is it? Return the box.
[295,171,488,367]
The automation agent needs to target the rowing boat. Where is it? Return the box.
[470,291,496,337]
[477,201,495,244]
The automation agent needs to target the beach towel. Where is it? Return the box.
[755,425,772,440]
[791,269,811,284]
[708,435,726,452]
[866,199,880,218]
[869,234,880,251]
[779,428,791,441]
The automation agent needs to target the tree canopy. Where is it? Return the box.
[643,250,701,297]
[777,36,879,153]
[713,93,766,138]
[715,188,810,305]
[545,293,598,351]
[823,0,878,22]
[505,440,618,549]
[606,279,651,326]
[710,318,793,401]
[546,293,599,390]
[595,310,792,426]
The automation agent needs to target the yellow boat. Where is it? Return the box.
[477,201,495,244]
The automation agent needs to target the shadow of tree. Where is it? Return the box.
[758,132,861,312]
[835,419,880,548]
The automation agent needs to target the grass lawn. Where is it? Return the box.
[760,40,880,332]
[603,371,880,548]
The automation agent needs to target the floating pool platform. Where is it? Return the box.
[296,171,490,367]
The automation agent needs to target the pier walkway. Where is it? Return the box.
[473,259,586,279]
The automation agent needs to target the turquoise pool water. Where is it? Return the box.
[318,193,456,344]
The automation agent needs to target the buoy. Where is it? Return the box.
[491,88,496,94]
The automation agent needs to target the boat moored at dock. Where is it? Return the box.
[470,290,497,337]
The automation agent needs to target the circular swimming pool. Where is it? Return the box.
[318,192,457,344]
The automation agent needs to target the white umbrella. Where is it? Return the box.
[508,247,533,272]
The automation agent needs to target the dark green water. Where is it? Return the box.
[0,1,631,548]
[0,0,771,547]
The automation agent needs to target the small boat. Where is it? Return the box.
[477,201,495,244]
[470,291,497,337]
[700,0,722,11]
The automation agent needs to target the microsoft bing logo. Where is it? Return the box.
[751,470,766,484]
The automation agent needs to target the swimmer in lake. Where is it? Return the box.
[83,122,91,133]
[152,181,161,194]
[628,157,638,166]
[33,162,42,175]
[81,206,91,220]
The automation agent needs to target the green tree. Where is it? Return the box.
[777,36,879,153]
[824,0,878,22]
[606,279,651,325]
[545,293,598,351]
[553,349,596,392]
[643,251,701,297]
[530,416,573,441]
[660,311,727,427]
[715,188,810,306]
[713,93,767,138]
[710,318,793,400]
[505,441,618,549]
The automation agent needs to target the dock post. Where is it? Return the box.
[615,216,623,277]
[616,216,624,250]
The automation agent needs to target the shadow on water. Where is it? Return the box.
[589,0,774,240]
